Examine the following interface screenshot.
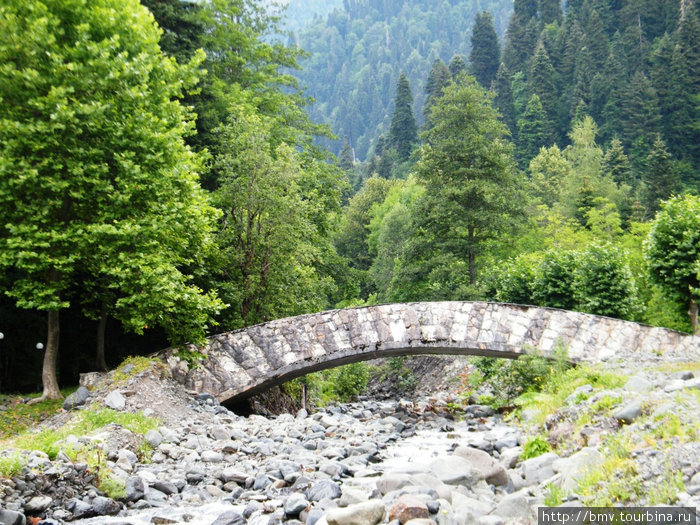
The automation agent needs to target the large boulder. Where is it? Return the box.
[326,500,385,525]
[453,446,509,486]
[429,456,479,486]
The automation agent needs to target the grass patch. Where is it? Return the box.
[0,452,25,478]
[521,434,552,459]
[0,387,76,439]
[111,356,167,384]
[647,470,684,505]
[649,361,700,374]
[544,482,565,507]
[514,365,627,426]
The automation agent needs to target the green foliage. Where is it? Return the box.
[0,453,24,478]
[470,11,500,88]
[388,74,418,162]
[289,362,370,407]
[544,482,564,507]
[521,434,552,459]
[333,363,370,402]
[644,194,700,334]
[0,390,74,439]
[111,356,168,384]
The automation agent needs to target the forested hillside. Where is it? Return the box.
[295,0,514,160]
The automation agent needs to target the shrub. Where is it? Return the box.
[333,363,369,401]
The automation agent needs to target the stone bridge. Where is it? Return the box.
[162,302,700,405]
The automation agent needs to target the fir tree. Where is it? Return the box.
[494,63,518,137]
[584,8,609,70]
[338,138,355,170]
[517,94,554,164]
[448,55,467,79]
[528,43,558,124]
[423,59,451,125]
[470,11,501,88]
[539,0,563,24]
[620,71,662,165]
[644,136,679,216]
[503,6,539,74]
[388,74,418,162]
[602,138,633,186]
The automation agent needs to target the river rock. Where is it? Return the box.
[552,447,604,492]
[612,400,643,424]
[202,450,224,463]
[453,446,508,486]
[451,492,493,518]
[624,375,653,393]
[429,456,478,486]
[377,474,415,495]
[0,509,25,525]
[104,390,126,411]
[326,499,385,525]
[493,493,530,519]
[211,510,246,525]
[307,480,342,501]
[145,429,163,448]
[285,493,309,516]
[63,386,90,410]
[521,452,559,484]
[389,495,430,524]
[125,475,146,502]
[24,495,52,513]
[66,498,94,519]
[91,496,121,516]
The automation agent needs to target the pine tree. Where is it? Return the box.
[620,71,662,165]
[592,50,626,142]
[517,94,554,164]
[338,138,354,170]
[584,8,609,70]
[528,43,558,124]
[388,74,418,162]
[494,63,518,137]
[448,55,467,79]
[470,11,501,88]
[602,138,633,186]
[423,59,451,125]
[539,0,563,24]
[644,136,679,216]
[503,6,539,74]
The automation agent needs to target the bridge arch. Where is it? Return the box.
[162,302,700,405]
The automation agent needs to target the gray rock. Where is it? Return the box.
[145,429,163,448]
[0,510,26,525]
[451,492,493,519]
[338,487,370,507]
[376,474,415,495]
[478,517,505,525]
[24,495,53,513]
[285,493,310,516]
[211,510,246,525]
[521,452,559,484]
[201,450,223,463]
[326,500,385,525]
[499,447,522,469]
[453,446,508,486]
[91,496,121,516]
[494,493,530,519]
[125,475,146,502]
[672,371,694,380]
[221,467,248,483]
[612,400,643,424]
[105,390,126,411]
[63,386,90,410]
[307,480,342,501]
[552,447,604,492]
[690,472,700,486]
[66,498,94,519]
[389,495,430,524]
[624,376,653,393]
[465,405,495,417]
[153,480,179,495]
[253,474,271,490]
[429,456,478,486]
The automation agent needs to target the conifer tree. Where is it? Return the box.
[620,71,662,164]
[503,2,539,74]
[602,138,633,186]
[494,63,518,137]
[539,0,563,25]
[388,74,418,162]
[470,11,501,88]
[643,136,679,217]
[584,7,609,70]
[528,43,558,125]
[423,59,451,125]
[448,55,467,79]
[517,94,553,164]
[339,138,355,170]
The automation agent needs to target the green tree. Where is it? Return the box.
[470,11,501,88]
[398,75,523,295]
[0,0,221,400]
[539,0,562,24]
[644,194,700,334]
[517,94,554,163]
[528,43,558,127]
[532,250,579,310]
[643,136,679,217]
[448,55,468,79]
[423,59,451,125]
[619,71,662,165]
[388,74,418,162]
[602,138,633,186]
[494,63,518,137]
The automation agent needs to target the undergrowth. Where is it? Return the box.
[0,387,76,439]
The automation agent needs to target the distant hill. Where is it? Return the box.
[279,0,343,32]
[293,0,514,160]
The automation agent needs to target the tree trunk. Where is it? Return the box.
[30,310,63,403]
[690,299,699,336]
[96,301,108,371]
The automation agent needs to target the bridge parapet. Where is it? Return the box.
[162,302,700,404]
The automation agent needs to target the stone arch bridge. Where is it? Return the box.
[162,302,700,406]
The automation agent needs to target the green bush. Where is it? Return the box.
[522,434,552,459]
[333,363,369,401]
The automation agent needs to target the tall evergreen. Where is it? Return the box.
[388,74,418,162]
[494,63,518,137]
[539,0,563,24]
[602,138,633,186]
[528,43,558,125]
[584,8,609,70]
[517,94,553,164]
[644,136,679,217]
[423,59,451,124]
[448,55,468,79]
[619,70,662,165]
[338,138,355,170]
[470,11,501,88]
[503,3,539,73]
